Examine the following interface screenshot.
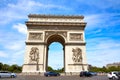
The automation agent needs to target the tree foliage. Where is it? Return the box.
[0,62,3,70]
[1,62,119,73]
[0,62,22,73]
[47,66,64,73]
[47,66,53,71]
[89,65,120,73]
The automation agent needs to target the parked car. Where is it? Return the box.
[116,72,120,79]
[80,71,92,77]
[44,72,60,77]
[89,72,97,76]
[107,71,120,80]
[0,71,17,78]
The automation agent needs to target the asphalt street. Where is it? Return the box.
[0,75,109,80]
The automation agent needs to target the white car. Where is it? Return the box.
[0,71,17,78]
[107,71,119,80]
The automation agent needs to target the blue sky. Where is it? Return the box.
[0,0,120,69]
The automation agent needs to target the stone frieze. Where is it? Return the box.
[69,33,83,41]
[29,33,43,40]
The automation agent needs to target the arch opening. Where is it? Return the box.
[46,34,65,72]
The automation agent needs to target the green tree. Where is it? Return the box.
[89,65,120,73]
[108,66,119,72]
[118,66,120,71]
[0,62,3,70]
[101,66,107,72]
[89,66,106,72]
[47,66,53,71]
[0,62,22,73]
[47,66,64,73]
[8,64,22,73]
[61,67,64,72]
[2,64,10,71]
[89,66,99,72]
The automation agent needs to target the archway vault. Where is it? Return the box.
[46,34,65,71]
[47,34,65,46]
[22,14,88,74]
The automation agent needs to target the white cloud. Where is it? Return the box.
[13,23,27,34]
[8,0,69,11]
[85,14,101,28]
[0,0,70,25]
[0,30,26,52]
[8,50,24,65]
[4,40,25,51]
[85,13,120,31]
[86,38,120,67]
[77,0,120,10]
[0,51,8,58]
[0,23,26,65]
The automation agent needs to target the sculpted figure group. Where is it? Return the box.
[72,47,82,63]
[29,47,39,63]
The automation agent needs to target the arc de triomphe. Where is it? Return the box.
[22,14,88,74]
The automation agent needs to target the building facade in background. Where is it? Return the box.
[106,62,120,68]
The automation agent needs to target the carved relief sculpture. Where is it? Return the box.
[29,33,43,40]
[72,47,82,63]
[70,33,83,41]
[29,47,39,63]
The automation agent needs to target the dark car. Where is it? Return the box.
[44,72,60,77]
[80,71,92,77]
[89,72,97,76]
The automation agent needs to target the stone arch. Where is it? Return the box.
[45,31,67,45]
[46,34,65,46]
[45,34,65,71]
[22,14,88,74]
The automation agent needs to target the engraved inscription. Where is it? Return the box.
[72,47,82,63]
[70,33,83,41]
[29,33,43,40]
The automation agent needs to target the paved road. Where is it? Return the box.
[0,75,109,80]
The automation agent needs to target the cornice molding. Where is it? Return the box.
[65,42,86,45]
[26,42,46,45]
[28,14,84,19]
[26,42,86,45]
[26,22,86,27]
[23,64,43,65]
[68,64,88,65]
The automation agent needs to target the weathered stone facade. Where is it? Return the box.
[22,14,88,74]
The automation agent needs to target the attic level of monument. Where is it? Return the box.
[26,14,86,30]
[27,14,86,23]
[28,14,84,19]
